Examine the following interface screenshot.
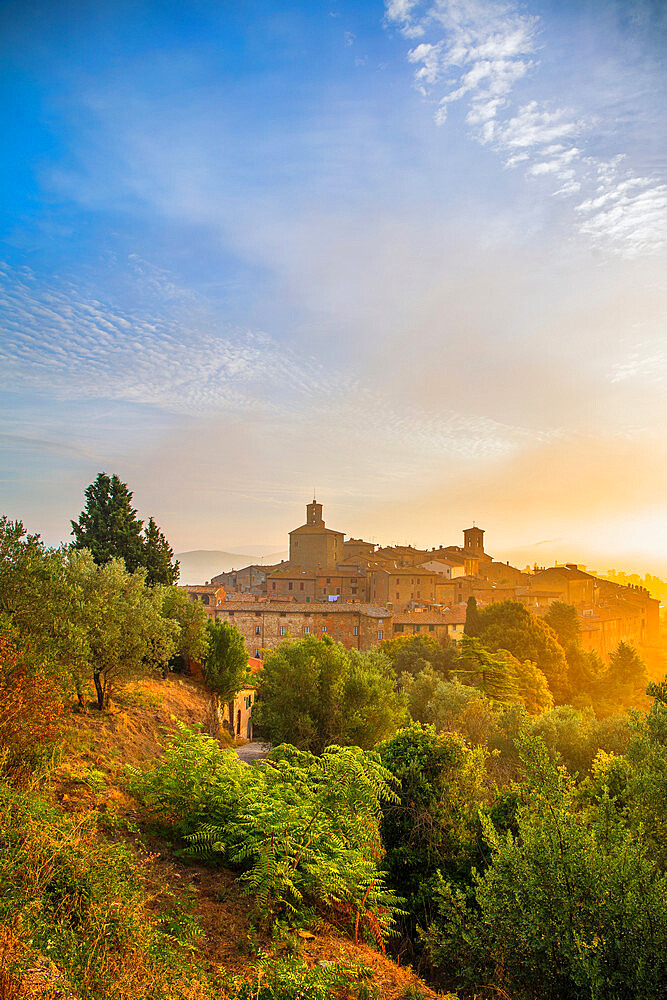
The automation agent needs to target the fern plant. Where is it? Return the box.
[131,725,404,944]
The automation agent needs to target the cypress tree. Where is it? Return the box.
[464,595,481,636]
[71,472,144,572]
[143,516,180,586]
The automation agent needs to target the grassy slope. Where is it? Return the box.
[39,674,450,1000]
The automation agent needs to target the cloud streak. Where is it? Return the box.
[385,0,666,257]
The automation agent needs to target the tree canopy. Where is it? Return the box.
[253,636,408,753]
[71,472,179,584]
[143,517,180,585]
[71,473,145,572]
[474,600,569,703]
[202,619,249,703]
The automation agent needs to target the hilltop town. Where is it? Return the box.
[183,499,660,662]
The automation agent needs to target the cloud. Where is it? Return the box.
[384,0,667,257]
[575,164,667,258]
[0,262,332,417]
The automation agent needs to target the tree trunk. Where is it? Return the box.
[93,670,105,711]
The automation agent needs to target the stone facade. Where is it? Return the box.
[182,584,225,607]
[369,566,439,610]
[267,566,368,602]
[211,565,273,592]
[211,601,391,653]
[288,500,345,571]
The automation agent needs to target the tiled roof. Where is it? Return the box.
[218,601,391,618]
[289,524,344,536]
[269,565,364,579]
[393,614,449,625]
[393,608,467,625]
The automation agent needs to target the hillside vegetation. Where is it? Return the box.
[0,668,446,1000]
[1,508,666,1000]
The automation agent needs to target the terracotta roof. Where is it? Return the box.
[393,607,467,625]
[217,601,391,618]
[371,566,438,577]
[289,524,344,536]
[393,614,449,626]
[534,566,598,582]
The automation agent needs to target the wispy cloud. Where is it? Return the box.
[0,261,331,416]
[385,0,667,257]
[610,342,667,384]
[0,261,545,470]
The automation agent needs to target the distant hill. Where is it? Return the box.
[175,549,288,585]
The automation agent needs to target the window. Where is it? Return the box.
[272,582,276,590]
[351,587,357,595]
[352,577,357,583]
[377,630,383,641]
[304,626,310,635]
[255,625,261,635]
[288,582,293,591]
[326,578,331,584]
[300,582,304,590]
[394,624,404,633]
[254,648,260,658]
[353,626,359,636]
[429,625,435,632]
[322,625,327,632]
[279,625,286,636]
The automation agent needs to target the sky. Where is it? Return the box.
[1,0,666,576]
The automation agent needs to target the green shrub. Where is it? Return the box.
[423,733,667,1000]
[131,724,403,944]
[377,723,488,946]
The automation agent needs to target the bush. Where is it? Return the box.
[0,775,205,1000]
[253,637,407,753]
[377,724,488,951]
[131,724,403,944]
[423,734,667,1000]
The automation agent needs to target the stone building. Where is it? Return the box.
[391,607,467,643]
[369,566,439,610]
[211,600,391,654]
[211,564,275,593]
[181,584,225,607]
[267,565,368,602]
[288,500,345,571]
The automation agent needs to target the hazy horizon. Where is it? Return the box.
[2,1,665,576]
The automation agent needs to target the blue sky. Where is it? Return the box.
[1,0,666,574]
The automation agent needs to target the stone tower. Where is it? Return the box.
[463,526,485,557]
